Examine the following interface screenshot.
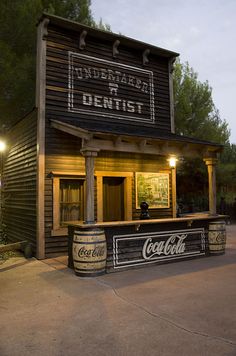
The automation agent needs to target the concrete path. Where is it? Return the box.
[1,225,236,356]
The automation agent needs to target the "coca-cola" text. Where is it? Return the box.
[142,234,187,260]
[77,245,105,258]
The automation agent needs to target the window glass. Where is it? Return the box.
[60,179,84,225]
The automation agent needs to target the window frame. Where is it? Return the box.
[51,171,133,236]
[51,173,85,236]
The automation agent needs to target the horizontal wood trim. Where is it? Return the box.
[49,171,85,176]
[95,171,133,177]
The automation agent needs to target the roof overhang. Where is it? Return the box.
[39,13,179,60]
[50,119,223,159]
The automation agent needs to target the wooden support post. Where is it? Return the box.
[81,149,99,224]
[171,167,177,218]
[204,158,218,215]
[35,18,49,259]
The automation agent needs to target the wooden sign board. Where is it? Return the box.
[113,228,206,269]
[68,52,155,124]
[44,14,178,139]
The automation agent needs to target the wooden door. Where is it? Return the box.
[103,177,124,221]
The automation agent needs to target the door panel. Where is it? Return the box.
[103,177,124,221]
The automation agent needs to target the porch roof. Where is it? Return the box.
[50,118,223,158]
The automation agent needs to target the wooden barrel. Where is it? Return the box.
[208,221,226,255]
[72,227,107,277]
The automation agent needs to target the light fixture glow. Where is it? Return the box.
[0,140,6,152]
[168,156,177,168]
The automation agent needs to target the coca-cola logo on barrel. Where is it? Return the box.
[113,228,206,269]
[77,245,105,258]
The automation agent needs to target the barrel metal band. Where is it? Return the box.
[73,258,107,264]
[75,266,106,272]
[73,240,106,245]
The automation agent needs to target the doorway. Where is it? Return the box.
[103,177,125,221]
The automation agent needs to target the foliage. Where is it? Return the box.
[173,60,230,144]
[173,60,233,207]
[0,250,22,264]
[94,18,112,32]
[176,157,208,211]
[217,144,236,202]
[220,143,236,163]
[0,0,41,129]
[41,0,94,24]
[0,0,110,130]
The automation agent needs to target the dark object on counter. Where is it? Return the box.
[140,201,150,220]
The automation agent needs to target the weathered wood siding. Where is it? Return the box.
[43,20,174,256]
[105,220,210,272]
[45,126,84,257]
[45,132,172,256]
[45,24,172,132]
[3,110,37,251]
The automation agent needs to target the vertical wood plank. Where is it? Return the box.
[204,158,218,215]
[124,176,133,220]
[53,177,60,230]
[171,168,177,218]
[36,19,48,259]
[96,176,103,222]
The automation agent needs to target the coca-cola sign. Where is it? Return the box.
[113,228,206,269]
[142,234,187,259]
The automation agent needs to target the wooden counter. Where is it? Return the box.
[68,214,227,274]
[66,213,225,228]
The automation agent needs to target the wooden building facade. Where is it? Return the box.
[2,14,223,264]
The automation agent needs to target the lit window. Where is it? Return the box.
[60,179,84,225]
[52,177,85,234]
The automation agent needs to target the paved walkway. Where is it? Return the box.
[1,225,236,356]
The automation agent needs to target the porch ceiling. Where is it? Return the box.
[50,118,223,159]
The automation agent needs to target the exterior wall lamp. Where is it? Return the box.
[168,156,178,218]
[0,140,6,152]
[168,156,177,168]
